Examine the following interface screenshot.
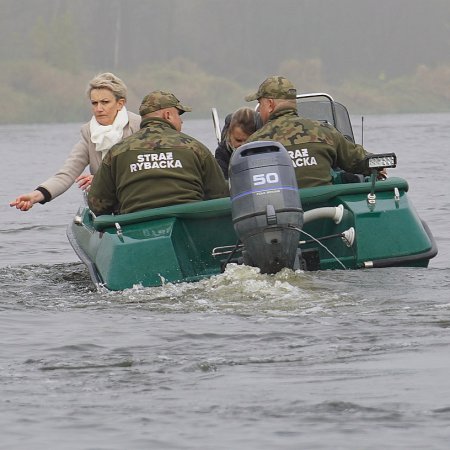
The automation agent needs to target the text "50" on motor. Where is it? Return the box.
[252,172,279,186]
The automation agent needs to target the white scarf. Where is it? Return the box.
[90,106,129,159]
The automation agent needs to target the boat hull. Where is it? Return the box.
[67,177,437,291]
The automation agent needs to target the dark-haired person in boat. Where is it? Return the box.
[88,90,229,216]
[214,107,261,179]
[244,76,376,187]
[10,72,141,211]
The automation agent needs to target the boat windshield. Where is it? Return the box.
[297,94,355,143]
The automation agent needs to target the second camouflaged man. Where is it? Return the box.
[245,76,373,188]
[88,90,229,215]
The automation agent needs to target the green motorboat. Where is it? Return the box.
[67,94,437,291]
[67,175,436,291]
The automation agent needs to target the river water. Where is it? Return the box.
[1,115,449,449]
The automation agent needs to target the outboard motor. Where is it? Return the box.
[229,141,303,274]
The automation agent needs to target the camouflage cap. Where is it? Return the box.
[245,76,297,102]
[139,90,192,116]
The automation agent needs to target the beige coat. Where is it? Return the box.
[39,111,141,200]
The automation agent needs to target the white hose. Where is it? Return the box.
[303,204,344,224]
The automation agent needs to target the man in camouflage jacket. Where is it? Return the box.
[245,76,372,188]
[88,91,229,215]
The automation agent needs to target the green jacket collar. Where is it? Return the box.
[140,116,177,130]
[268,106,298,122]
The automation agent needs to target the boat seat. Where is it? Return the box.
[92,177,409,231]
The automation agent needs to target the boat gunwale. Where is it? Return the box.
[92,177,409,231]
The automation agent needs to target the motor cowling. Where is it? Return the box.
[229,141,303,274]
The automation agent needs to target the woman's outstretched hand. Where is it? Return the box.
[9,191,44,211]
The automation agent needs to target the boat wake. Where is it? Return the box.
[108,263,358,316]
[2,261,449,317]
[1,261,351,314]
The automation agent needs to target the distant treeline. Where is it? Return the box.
[2,58,450,124]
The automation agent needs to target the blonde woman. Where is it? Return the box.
[10,72,141,211]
